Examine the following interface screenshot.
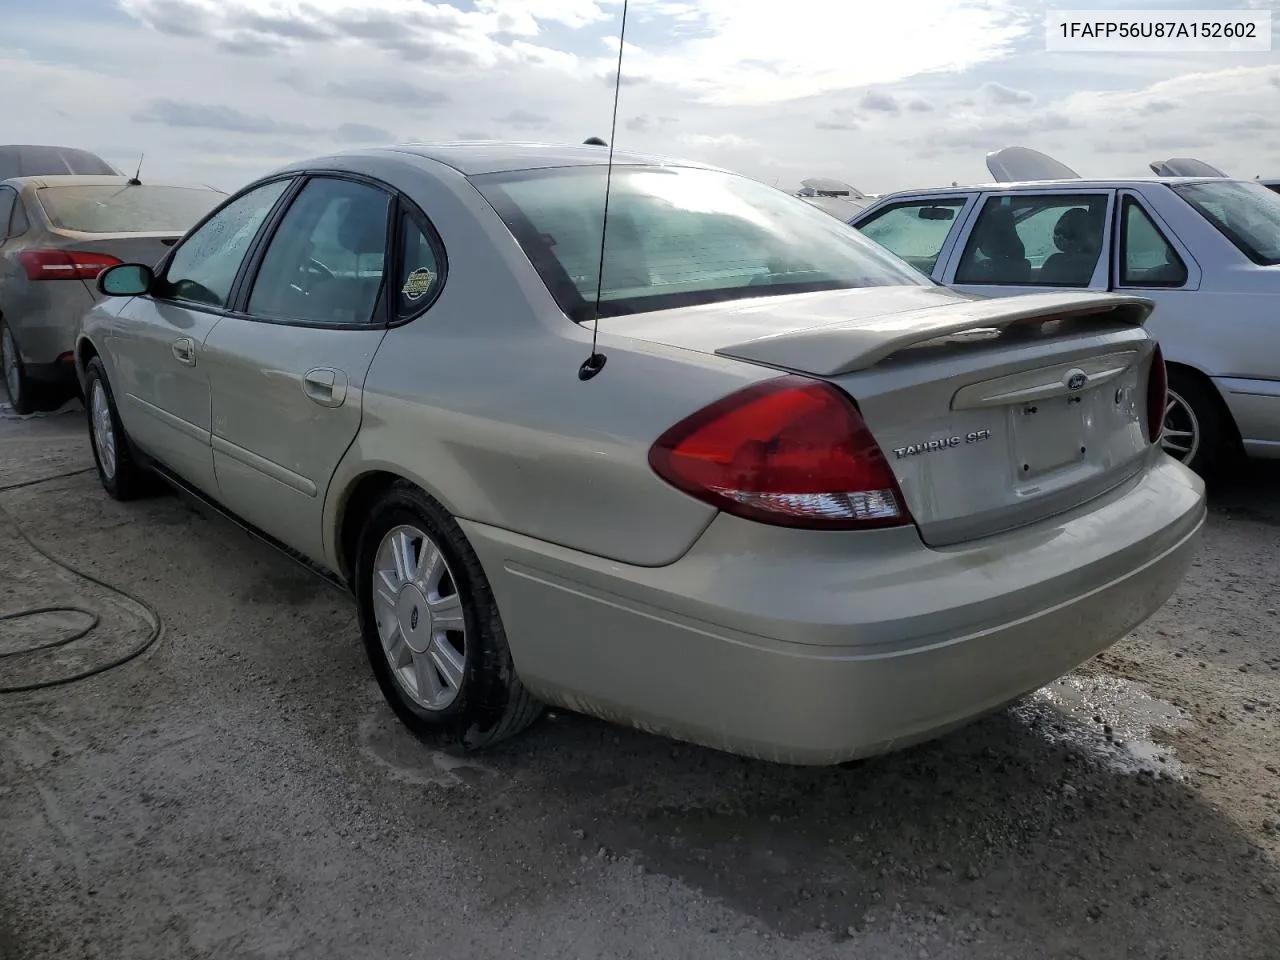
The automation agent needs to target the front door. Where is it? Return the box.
[106,178,294,494]
[203,175,393,564]
[942,189,1117,296]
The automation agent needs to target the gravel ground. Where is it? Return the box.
[1,401,1278,960]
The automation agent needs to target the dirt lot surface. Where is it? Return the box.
[2,401,1278,960]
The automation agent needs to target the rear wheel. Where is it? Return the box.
[1,320,39,415]
[84,357,151,500]
[354,482,542,751]
[1162,368,1227,478]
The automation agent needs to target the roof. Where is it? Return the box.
[2,174,223,191]
[373,140,727,176]
[0,144,119,180]
[872,175,1235,201]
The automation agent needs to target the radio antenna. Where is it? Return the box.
[578,0,629,382]
[128,153,144,186]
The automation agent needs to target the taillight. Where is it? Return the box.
[18,250,122,282]
[648,376,913,530]
[1146,343,1167,445]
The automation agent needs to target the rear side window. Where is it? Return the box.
[955,194,1109,287]
[396,216,446,317]
[855,199,966,276]
[1118,197,1187,287]
[1172,179,1280,266]
[37,184,225,234]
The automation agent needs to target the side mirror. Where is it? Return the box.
[97,263,154,297]
[917,206,956,221]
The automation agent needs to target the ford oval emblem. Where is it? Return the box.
[1065,370,1087,391]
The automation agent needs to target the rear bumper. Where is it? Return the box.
[462,452,1205,765]
[3,281,93,367]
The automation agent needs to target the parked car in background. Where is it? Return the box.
[0,175,225,412]
[0,144,120,180]
[74,141,1203,766]
[849,147,1280,477]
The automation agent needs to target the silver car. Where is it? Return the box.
[0,175,225,412]
[849,148,1280,477]
[75,143,1205,765]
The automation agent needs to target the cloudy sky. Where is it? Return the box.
[2,0,1277,194]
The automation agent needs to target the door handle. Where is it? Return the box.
[172,337,195,366]
[302,367,348,408]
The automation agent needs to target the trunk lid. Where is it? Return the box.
[50,231,182,298]
[608,287,1159,546]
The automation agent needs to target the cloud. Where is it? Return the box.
[815,108,861,131]
[456,130,495,140]
[493,109,553,128]
[859,90,900,114]
[981,81,1034,105]
[625,114,677,133]
[332,122,397,144]
[132,99,318,135]
[1,0,1276,196]
[324,78,451,110]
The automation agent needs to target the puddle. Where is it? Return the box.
[1012,673,1192,779]
[357,703,505,788]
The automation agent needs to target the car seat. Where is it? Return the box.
[959,206,1031,283]
[1039,207,1104,285]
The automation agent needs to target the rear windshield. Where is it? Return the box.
[37,184,225,234]
[470,165,929,321]
[1171,180,1280,265]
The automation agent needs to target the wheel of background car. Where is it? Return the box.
[1,319,37,415]
[83,356,153,501]
[1163,369,1227,478]
[353,481,543,750]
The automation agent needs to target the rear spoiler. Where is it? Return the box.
[715,293,1154,377]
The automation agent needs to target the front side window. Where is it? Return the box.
[1172,179,1280,265]
[855,198,967,276]
[470,165,928,321]
[1119,197,1188,287]
[163,179,292,308]
[955,193,1109,287]
[37,184,225,234]
[248,177,390,325]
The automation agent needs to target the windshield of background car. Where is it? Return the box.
[37,184,225,234]
[1171,179,1280,265]
[470,165,931,320]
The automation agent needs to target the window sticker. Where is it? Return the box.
[402,267,435,301]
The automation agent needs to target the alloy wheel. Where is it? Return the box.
[90,380,118,481]
[1161,388,1200,464]
[371,524,468,711]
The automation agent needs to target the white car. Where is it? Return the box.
[849,147,1280,476]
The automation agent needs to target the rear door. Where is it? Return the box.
[202,174,405,564]
[943,189,1117,296]
[105,177,295,494]
[852,195,975,277]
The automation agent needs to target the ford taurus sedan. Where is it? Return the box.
[75,142,1205,765]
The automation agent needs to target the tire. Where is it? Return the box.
[1162,368,1228,479]
[1,319,41,416]
[83,357,152,501]
[353,481,542,751]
